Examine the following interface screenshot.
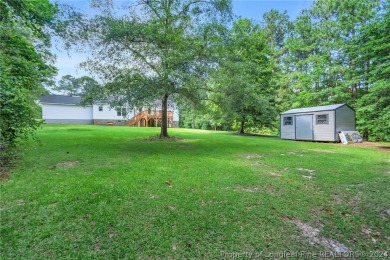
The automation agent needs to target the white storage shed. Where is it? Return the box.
[280,104,355,142]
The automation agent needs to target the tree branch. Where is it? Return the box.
[125,43,162,78]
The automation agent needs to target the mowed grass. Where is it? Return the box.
[1,125,389,258]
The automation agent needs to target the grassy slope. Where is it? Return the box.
[1,125,389,258]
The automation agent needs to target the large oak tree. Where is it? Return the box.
[71,0,232,138]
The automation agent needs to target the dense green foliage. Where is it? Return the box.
[1,125,389,257]
[2,0,385,141]
[267,0,389,140]
[65,0,232,138]
[210,19,275,134]
[180,0,389,140]
[52,74,100,97]
[179,19,276,134]
[355,11,390,141]
[0,0,57,145]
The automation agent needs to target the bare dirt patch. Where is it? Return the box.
[289,219,350,252]
[249,161,263,166]
[306,149,336,154]
[0,170,10,180]
[331,192,361,207]
[380,208,390,219]
[55,161,80,168]
[338,142,390,153]
[266,171,282,177]
[234,153,263,159]
[233,186,260,193]
[361,226,381,244]
[232,185,280,194]
[296,168,315,174]
[296,168,315,179]
[288,150,304,156]
[332,194,343,205]
[346,192,362,206]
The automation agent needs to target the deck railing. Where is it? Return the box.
[128,110,174,126]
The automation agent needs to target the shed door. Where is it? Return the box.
[295,115,313,140]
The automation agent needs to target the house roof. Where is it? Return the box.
[281,104,347,115]
[40,95,83,105]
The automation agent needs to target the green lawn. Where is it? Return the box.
[1,125,389,258]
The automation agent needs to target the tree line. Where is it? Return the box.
[180,0,389,141]
[1,0,389,147]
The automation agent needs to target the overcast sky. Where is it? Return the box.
[51,0,315,84]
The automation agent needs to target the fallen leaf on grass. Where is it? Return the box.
[327,209,335,216]
[94,244,100,252]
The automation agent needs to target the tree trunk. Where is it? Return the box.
[160,93,169,138]
[363,129,369,141]
[351,83,358,99]
[191,103,195,129]
[364,56,370,92]
[239,120,245,135]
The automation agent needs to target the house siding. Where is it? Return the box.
[41,95,180,126]
[92,105,135,121]
[335,105,355,141]
[42,104,93,124]
[44,119,93,124]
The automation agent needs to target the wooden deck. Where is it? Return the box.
[128,110,174,127]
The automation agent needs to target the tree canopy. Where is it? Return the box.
[179,0,388,141]
[1,0,388,179]
[0,0,58,144]
[53,75,100,97]
[66,0,232,138]
[210,19,275,134]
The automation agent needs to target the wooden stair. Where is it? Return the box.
[128,110,173,127]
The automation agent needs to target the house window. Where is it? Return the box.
[98,106,103,111]
[116,107,127,117]
[316,114,329,124]
[283,116,293,126]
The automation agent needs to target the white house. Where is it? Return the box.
[40,94,179,127]
[280,104,355,142]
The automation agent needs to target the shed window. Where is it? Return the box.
[316,114,329,124]
[98,106,103,111]
[283,116,293,126]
